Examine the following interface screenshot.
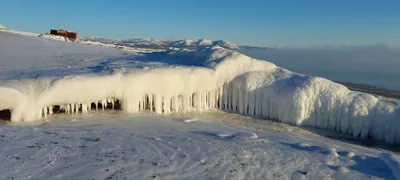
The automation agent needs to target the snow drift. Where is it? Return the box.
[0,46,399,144]
[39,34,70,42]
[379,153,400,179]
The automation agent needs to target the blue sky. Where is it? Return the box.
[1,0,399,46]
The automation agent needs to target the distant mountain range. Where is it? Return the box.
[81,37,246,50]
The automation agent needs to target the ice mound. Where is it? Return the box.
[0,46,399,144]
[226,71,400,143]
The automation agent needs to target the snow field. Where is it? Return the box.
[0,112,397,179]
[0,44,399,145]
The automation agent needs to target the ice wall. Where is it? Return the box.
[225,71,400,144]
[0,46,399,144]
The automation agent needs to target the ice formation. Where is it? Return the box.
[0,46,399,144]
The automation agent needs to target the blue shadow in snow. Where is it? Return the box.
[280,142,396,180]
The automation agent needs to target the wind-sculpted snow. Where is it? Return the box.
[0,45,399,144]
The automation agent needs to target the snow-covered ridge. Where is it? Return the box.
[82,37,239,50]
[169,39,239,49]
[0,45,399,144]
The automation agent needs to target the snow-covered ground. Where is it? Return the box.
[0,30,400,179]
[0,111,398,180]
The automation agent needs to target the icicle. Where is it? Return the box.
[206,92,211,109]
[102,99,106,111]
[95,102,98,111]
[43,107,48,118]
[111,99,115,110]
[164,96,171,114]
[69,104,75,114]
[232,87,238,112]
[82,104,88,114]
[187,94,193,111]
[48,106,53,115]
[248,91,255,116]
[174,96,179,112]
[149,95,154,112]
[201,92,207,111]
[186,94,190,111]
[65,104,70,114]
[38,109,43,119]
[243,88,248,114]
[139,95,147,111]
[154,95,162,114]
[219,87,223,109]
[143,96,146,111]
[75,104,80,114]
[223,84,228,110]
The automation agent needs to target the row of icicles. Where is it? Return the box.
[40,98,118,118]
[38,90,224,118]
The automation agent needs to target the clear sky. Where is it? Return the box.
[0,0,399,46]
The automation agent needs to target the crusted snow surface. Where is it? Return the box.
[0,112,397,180]
[0,31,400,144]
[379,153,400,180]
